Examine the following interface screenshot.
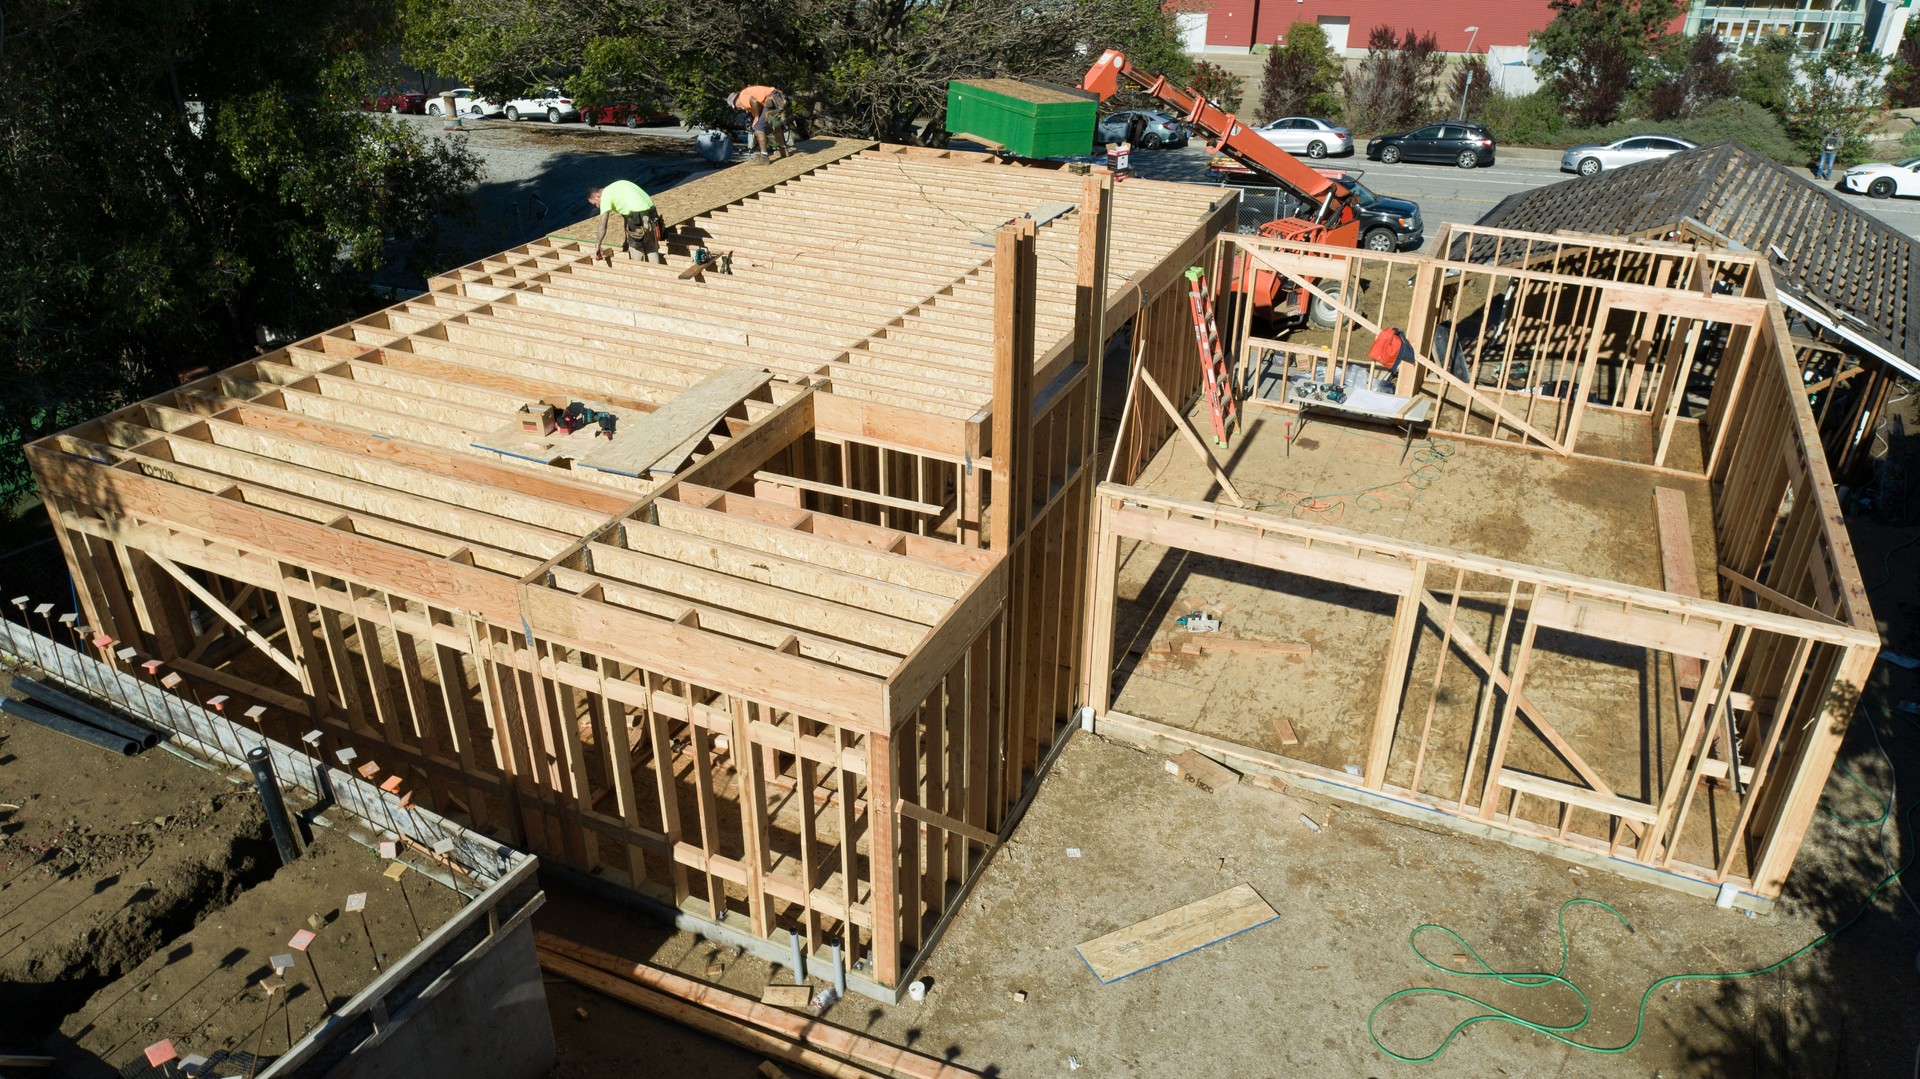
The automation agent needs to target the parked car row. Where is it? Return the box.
[423,88,500,118]
[1560,135,1697,176]
[364,87,428,114]
[1255,116,1352,158]
[380,87,670,127]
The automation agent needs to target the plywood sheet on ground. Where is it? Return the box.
[1076,883,1278,983]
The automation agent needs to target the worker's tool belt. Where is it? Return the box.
[624,209,662,251]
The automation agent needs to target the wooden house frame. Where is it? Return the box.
[27,145,1235,998]
[1084,225,1878,904]
[1473,141,1918,481]
[30,134,1876,1006]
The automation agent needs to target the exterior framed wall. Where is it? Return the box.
[27,149,1234,997]
[1083,226,1877,902]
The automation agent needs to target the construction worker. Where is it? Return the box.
[728,85,793,163]
[588,181,664,264]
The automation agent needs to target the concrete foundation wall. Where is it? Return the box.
[324,919,555,1079]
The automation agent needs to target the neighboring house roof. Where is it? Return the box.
[1472,141,1918,379]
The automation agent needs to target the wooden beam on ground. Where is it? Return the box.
[1074,884,1278,984]
[535,933,981,1078]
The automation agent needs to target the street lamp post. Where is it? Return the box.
[1459,26,1481,120]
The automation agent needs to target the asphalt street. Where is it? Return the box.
[418,115,1920,261]
[1117,142,1920,249]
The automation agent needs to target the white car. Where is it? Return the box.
[1560,135,1697,176]
[503,87,579,124]
[1840,156,1920,199]
[1253,117,1352,159]
[424,88,502,118]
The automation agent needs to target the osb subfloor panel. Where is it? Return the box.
[549,137,876,240]
[1110,402,1744,871]
[1135,402,1715,588]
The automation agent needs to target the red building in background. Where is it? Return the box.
[1186,0,1553,54]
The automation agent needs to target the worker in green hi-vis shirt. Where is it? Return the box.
[588,180,663,264]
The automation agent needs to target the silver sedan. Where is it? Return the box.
[1561,135,1698,177]
[1253,116,1353,158]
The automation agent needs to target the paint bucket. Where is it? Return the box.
[907,979,927,1002]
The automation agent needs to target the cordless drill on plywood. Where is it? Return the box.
[555,401,618,440]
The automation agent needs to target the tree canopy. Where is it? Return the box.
[1786,32,1888,163]
[1260,22,1342,122]
[1342,27,1445,134]
[400,0,1191,141]
[1534,0,1681,126]
[0,0,481,520]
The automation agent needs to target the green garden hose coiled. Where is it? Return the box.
[1368,702,1919,1063]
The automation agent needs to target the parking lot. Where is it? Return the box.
[389,109,1920,293]
[1104,139,1920,247]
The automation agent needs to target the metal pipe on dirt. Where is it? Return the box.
[0,698,138,755]
[246,746,302,866]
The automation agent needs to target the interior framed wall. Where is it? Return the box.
[1082,226,1878,903]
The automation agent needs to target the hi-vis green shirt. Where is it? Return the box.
[601,179,654,215]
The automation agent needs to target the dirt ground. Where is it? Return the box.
[534,521,1920,1079]
[0,702,463,1074]
[1107,400,1719,836]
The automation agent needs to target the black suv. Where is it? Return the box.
[1339,173,1422,251]
[1367,122,1497,169]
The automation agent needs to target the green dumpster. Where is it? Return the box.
[945,79,1099,159]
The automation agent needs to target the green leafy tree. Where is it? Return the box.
[1534,0,1680,126]
[1480,86,1567,145]
[1786,32,1888,165]
[1189,60,1246,114]
[0,0,482,515]
[1737,33,1797,115]
[1886,28,1920,108]
[1260,22,1343,121]
[1449,54,1492,122]
[1644,33,1738,120]
[1342,26,1445,134]
[402,0,1190,142]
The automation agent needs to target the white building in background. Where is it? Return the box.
[1685,0,1912,55]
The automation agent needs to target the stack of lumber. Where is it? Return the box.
[534,932,980,1079]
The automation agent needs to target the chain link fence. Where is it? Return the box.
[1226,185,1316,235]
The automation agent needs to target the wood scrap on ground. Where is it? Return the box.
[1075,884,1280,984]
[1241,773,1337,823]
[535,931,982,1079]
[1166,749,1239,794]
[760,984,814,1008]
[1273,716,1300,746]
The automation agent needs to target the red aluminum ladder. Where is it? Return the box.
[1185,267,1240,446]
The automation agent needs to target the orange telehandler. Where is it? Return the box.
[1081,49,1360,327]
